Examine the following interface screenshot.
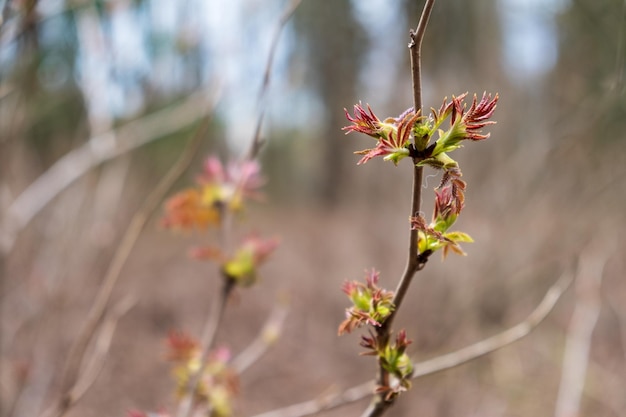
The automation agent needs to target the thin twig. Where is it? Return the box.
[384,0,436,333]
[246,0,303,161]
[0,0,91,47]
[179,0,299,412]
[176,3,303,415]
[367,2,436,416]
[63,296,136,406]
[39,297,136,417]
[175,203,235,417]
[585,360,626,417]
[44,95,220,417]
[247,273,571,417]
[176,279,234,417]
[554,242,609,417]
[249,380,375,417]
[1,87,220,255]
[231,300,289,374]
[411,273,573,378]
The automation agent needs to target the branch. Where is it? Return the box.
[378,0,436,345]
[175,278,234,417]
[59,296,136,410]
[249,273,571,417]
[1,86,220,255]
[231,299,289,374]
[44,96,220,417]
[248,380,375,417]
[554,242,609,417]
[367,1,436,416]
[176,2,303,415]
[246,0,303,161]
[0,0,90,47]
[411,273,573,378]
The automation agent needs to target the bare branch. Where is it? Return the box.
[585,360,626,417]
[248,380,375,417]
[58,296,135,412]
[247,273,571,417]
[231,299,289,374]
[177,2,303,414]
[246,0,303,161]
[175,277,234,417]
[408,0,436,112]
[554,241,609,417]
[43,95,220,417]
[1,86,220,255]
[411,273,573,378]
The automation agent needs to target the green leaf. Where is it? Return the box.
[444,231,474,243]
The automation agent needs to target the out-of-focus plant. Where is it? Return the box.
[128,0,304,414]
[129,154,279,417]
[128,152,277,417]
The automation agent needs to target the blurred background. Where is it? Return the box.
[1,0,625,416]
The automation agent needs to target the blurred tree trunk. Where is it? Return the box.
[553,0,626,144]
[293,0,366,205]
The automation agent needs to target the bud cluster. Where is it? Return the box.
[162,157,263,230]
[341,92,498,400]
[338,269,414,399]
[167,332,238,416]
[143,155,281,416]
[161,155,279,287]
[338,269,394,335]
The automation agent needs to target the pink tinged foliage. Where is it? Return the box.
[366,328,414,401]
[196,156,265,210]
[161,156,265,232]
[338,269,395,335]
[455,92,499,141]
[431,92,499,157]
[190,235,279,287]
[197,157,264,198]
[222,235,280,286]
[343,103,422,165]
[161,189,220,230]
[343,102,383,138]
[165,330,238,416]
[410,212,474,259]
[166,330,200,362]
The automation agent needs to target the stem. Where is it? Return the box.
[386,0,435,334]
[176,279,234,417]
[46,110,217,417]
[246,273,571,417]
[366,2,436,416]
[409,0,435,111]
[246,0,303,162]
[177,2,302,414]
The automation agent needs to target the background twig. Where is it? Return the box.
[65,296,136,405]
[44,94,220,417]
[248,272,571,417]
[1,86,219,255]
[231,300,289,374]
[176,2,302,415]
[175,278,234,417]
[246,0,303,161]
[411,273,573,378]
[554,240,610,417]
